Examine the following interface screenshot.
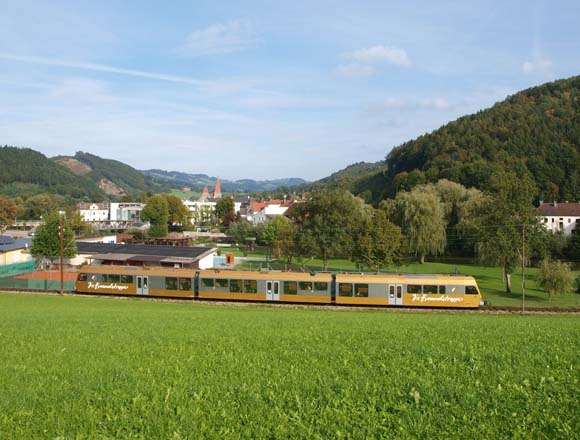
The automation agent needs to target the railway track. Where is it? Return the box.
[1,288,579,314]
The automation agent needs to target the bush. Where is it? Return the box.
[537,259,574,298]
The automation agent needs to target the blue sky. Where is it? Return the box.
[0,0,578,180]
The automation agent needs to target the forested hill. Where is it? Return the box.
[0,146,104,198]
[329,76,580,203]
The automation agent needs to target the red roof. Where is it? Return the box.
[538,202,580,217]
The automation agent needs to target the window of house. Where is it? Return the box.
[284,281,297,295]
[339,283,353,297]
[299,281,313,291]
[407,285,421,294]
[165,277,178,290]
[244,280,257,293]
[354,284,368,297]
[202,278,214,288]
[179,278,192,291]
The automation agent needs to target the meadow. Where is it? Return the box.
[0,293,578,438]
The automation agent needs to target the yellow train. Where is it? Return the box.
[76,265,483,308]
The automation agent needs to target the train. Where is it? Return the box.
[75,265,483,308]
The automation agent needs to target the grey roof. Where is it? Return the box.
[0,236,32,252]
[76,242,215,260]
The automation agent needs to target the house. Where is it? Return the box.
[77,202,109,222]
[250,200,293,225]
[0,236,34,277]
[74,242,217,269]
[538,202,580,235]
[109,202,145,222]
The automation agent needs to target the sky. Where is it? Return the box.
[0,0,579,181]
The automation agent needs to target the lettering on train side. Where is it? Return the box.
[411,294,464,303]
[87,281,129,291]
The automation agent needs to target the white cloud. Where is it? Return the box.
[522,58,553,74]
[0,52,210,86]
[176,19,257,57]
[418,97,450,110]
[336,63,376,78]
[344,45,411,67]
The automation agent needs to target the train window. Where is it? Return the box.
[244,280,257,293]
[109,274,121,283]
[407,285,421,294]
[439,285,446,294]
[314,282,328,291]
[179,278,192,291]
[78,273,88,282]
[101,274,109,282]
[284,281,297,295]
[466,286,478,295]
[202,278,214,288]
[339,283,353,297]
[229,280,242,293]
[121,275,133,284]
[215,279,229,288]
[423,285,438,294]
[165,277,178,290]
[354,284,368,297]
[299,281,313,291]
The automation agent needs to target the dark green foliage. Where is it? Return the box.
[308,76,580,203]
[0,146,103,199]
[215,196,235,226]
[537,259,575,297]
[141,196,169,237]
[383,76,580,200]
[30,211,77,260]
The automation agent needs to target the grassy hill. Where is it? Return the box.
[310,76,580,203]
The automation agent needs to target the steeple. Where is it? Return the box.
[213,178,222,199]
[198,186,210,201]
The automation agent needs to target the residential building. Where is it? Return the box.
[109,202,145,222]
[77,202,109,222]
[538,202,580,235]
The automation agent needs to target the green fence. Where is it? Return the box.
[0,276,75,291]
[0,260,35,278]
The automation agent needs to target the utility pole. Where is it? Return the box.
[59,213,64,295]
[521,223,526,313]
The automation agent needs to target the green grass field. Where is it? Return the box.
[1,293,578,438]
[235,256,580,309]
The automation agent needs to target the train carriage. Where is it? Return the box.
[198,270,332,304]
[335,273,482,308]
[75,265,482,308]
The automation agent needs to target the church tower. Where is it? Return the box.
[213,178,222,199]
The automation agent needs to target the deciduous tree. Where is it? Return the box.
[31,211,77,263]
[141,195,169,237]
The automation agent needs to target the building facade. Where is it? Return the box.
[538,202,580,235]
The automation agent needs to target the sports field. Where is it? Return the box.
[0,293,578,438]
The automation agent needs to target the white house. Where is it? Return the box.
[251,202,292,225]
[538,202,580,235]
[77,202,109,222]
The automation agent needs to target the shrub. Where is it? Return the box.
[537,259,574,298]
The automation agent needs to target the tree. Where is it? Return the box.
[261,216,296,260]
[23,193,59,219]
[391,188,446,263]
[215,196,235,227]
[228,220,258,254]
[537,259,574,300]
[164,195,191,229]
[0,196,18,233]
[141,195,169,237]
[469,170,540,293]
[31,211,77,264]
[352,209,403,271]
[292,189,370,270]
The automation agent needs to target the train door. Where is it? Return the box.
[266,281,280,301]
[137,276,149,296]
[388,284,403,305]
